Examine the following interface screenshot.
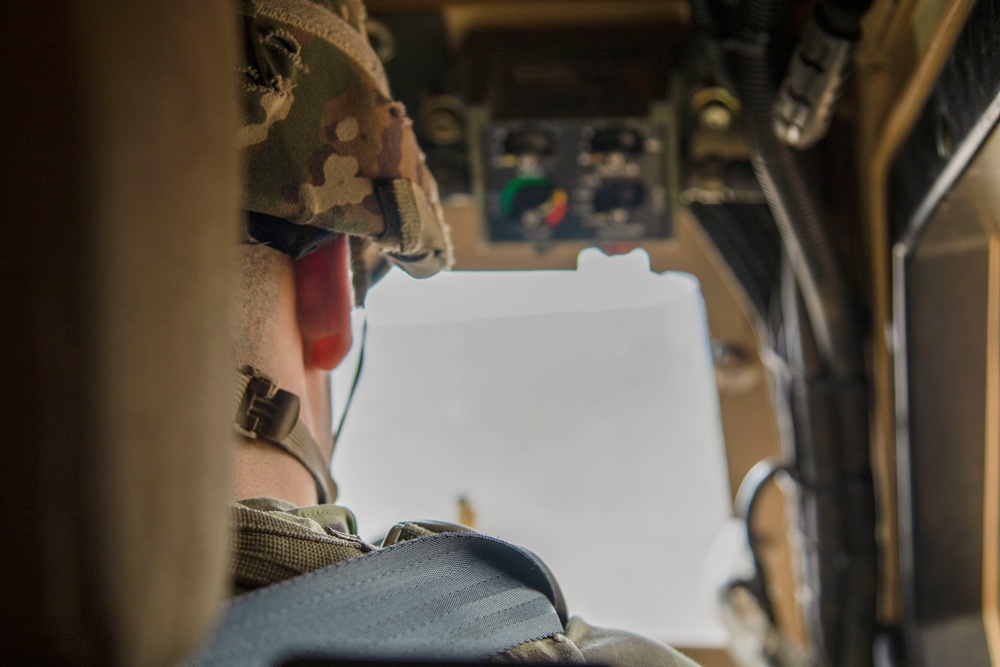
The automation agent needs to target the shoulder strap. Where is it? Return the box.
[186,532,568,666]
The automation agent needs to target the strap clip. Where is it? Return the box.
[235,365,300,442]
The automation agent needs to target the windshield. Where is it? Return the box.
[333,249,734,646]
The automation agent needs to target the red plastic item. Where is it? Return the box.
[294,234,353,370]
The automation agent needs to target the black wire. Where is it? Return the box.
[333,310,369,444]
[734,457,792,622]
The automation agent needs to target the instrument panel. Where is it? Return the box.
[471,111,676,247]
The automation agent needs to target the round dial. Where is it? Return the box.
[500,176,568,226]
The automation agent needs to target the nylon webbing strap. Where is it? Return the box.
[186,532,567,666]
[233,367,337,503]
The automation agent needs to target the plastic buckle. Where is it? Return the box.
[235,365,300,442]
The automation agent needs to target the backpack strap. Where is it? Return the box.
[186,532,568,666]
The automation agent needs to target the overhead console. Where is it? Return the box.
[363,4,692,266]
[462,27,678,249]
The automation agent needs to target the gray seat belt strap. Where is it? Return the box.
[233,366,337,503]
[186,532,568,666]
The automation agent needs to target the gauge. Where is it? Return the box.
[500,175,568,226]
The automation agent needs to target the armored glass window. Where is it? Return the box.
[333,249,734,647]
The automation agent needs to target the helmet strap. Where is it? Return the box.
[233,365,337,504]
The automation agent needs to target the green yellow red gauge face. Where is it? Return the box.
[499,175,568,227]
[544,188,568,226]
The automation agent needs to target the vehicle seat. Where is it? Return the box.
[2,2,241,664]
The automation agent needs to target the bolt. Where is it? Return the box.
[699,102,734,131]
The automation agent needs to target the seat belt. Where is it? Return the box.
[185,532,569,666]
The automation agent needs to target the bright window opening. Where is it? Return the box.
[333,249,733,647]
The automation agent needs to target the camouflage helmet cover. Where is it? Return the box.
[238,0,453,279]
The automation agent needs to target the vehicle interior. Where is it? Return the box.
[3,0,997,665]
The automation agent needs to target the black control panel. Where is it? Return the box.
[368,17,682,248]
[473,116,673,244]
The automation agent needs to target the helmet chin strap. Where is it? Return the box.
[233,365,337,504]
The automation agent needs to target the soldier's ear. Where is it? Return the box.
[293,234,353,371]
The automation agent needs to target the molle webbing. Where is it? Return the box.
[233,366,337,503]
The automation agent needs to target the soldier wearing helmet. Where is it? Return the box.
[215,1,699,664]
